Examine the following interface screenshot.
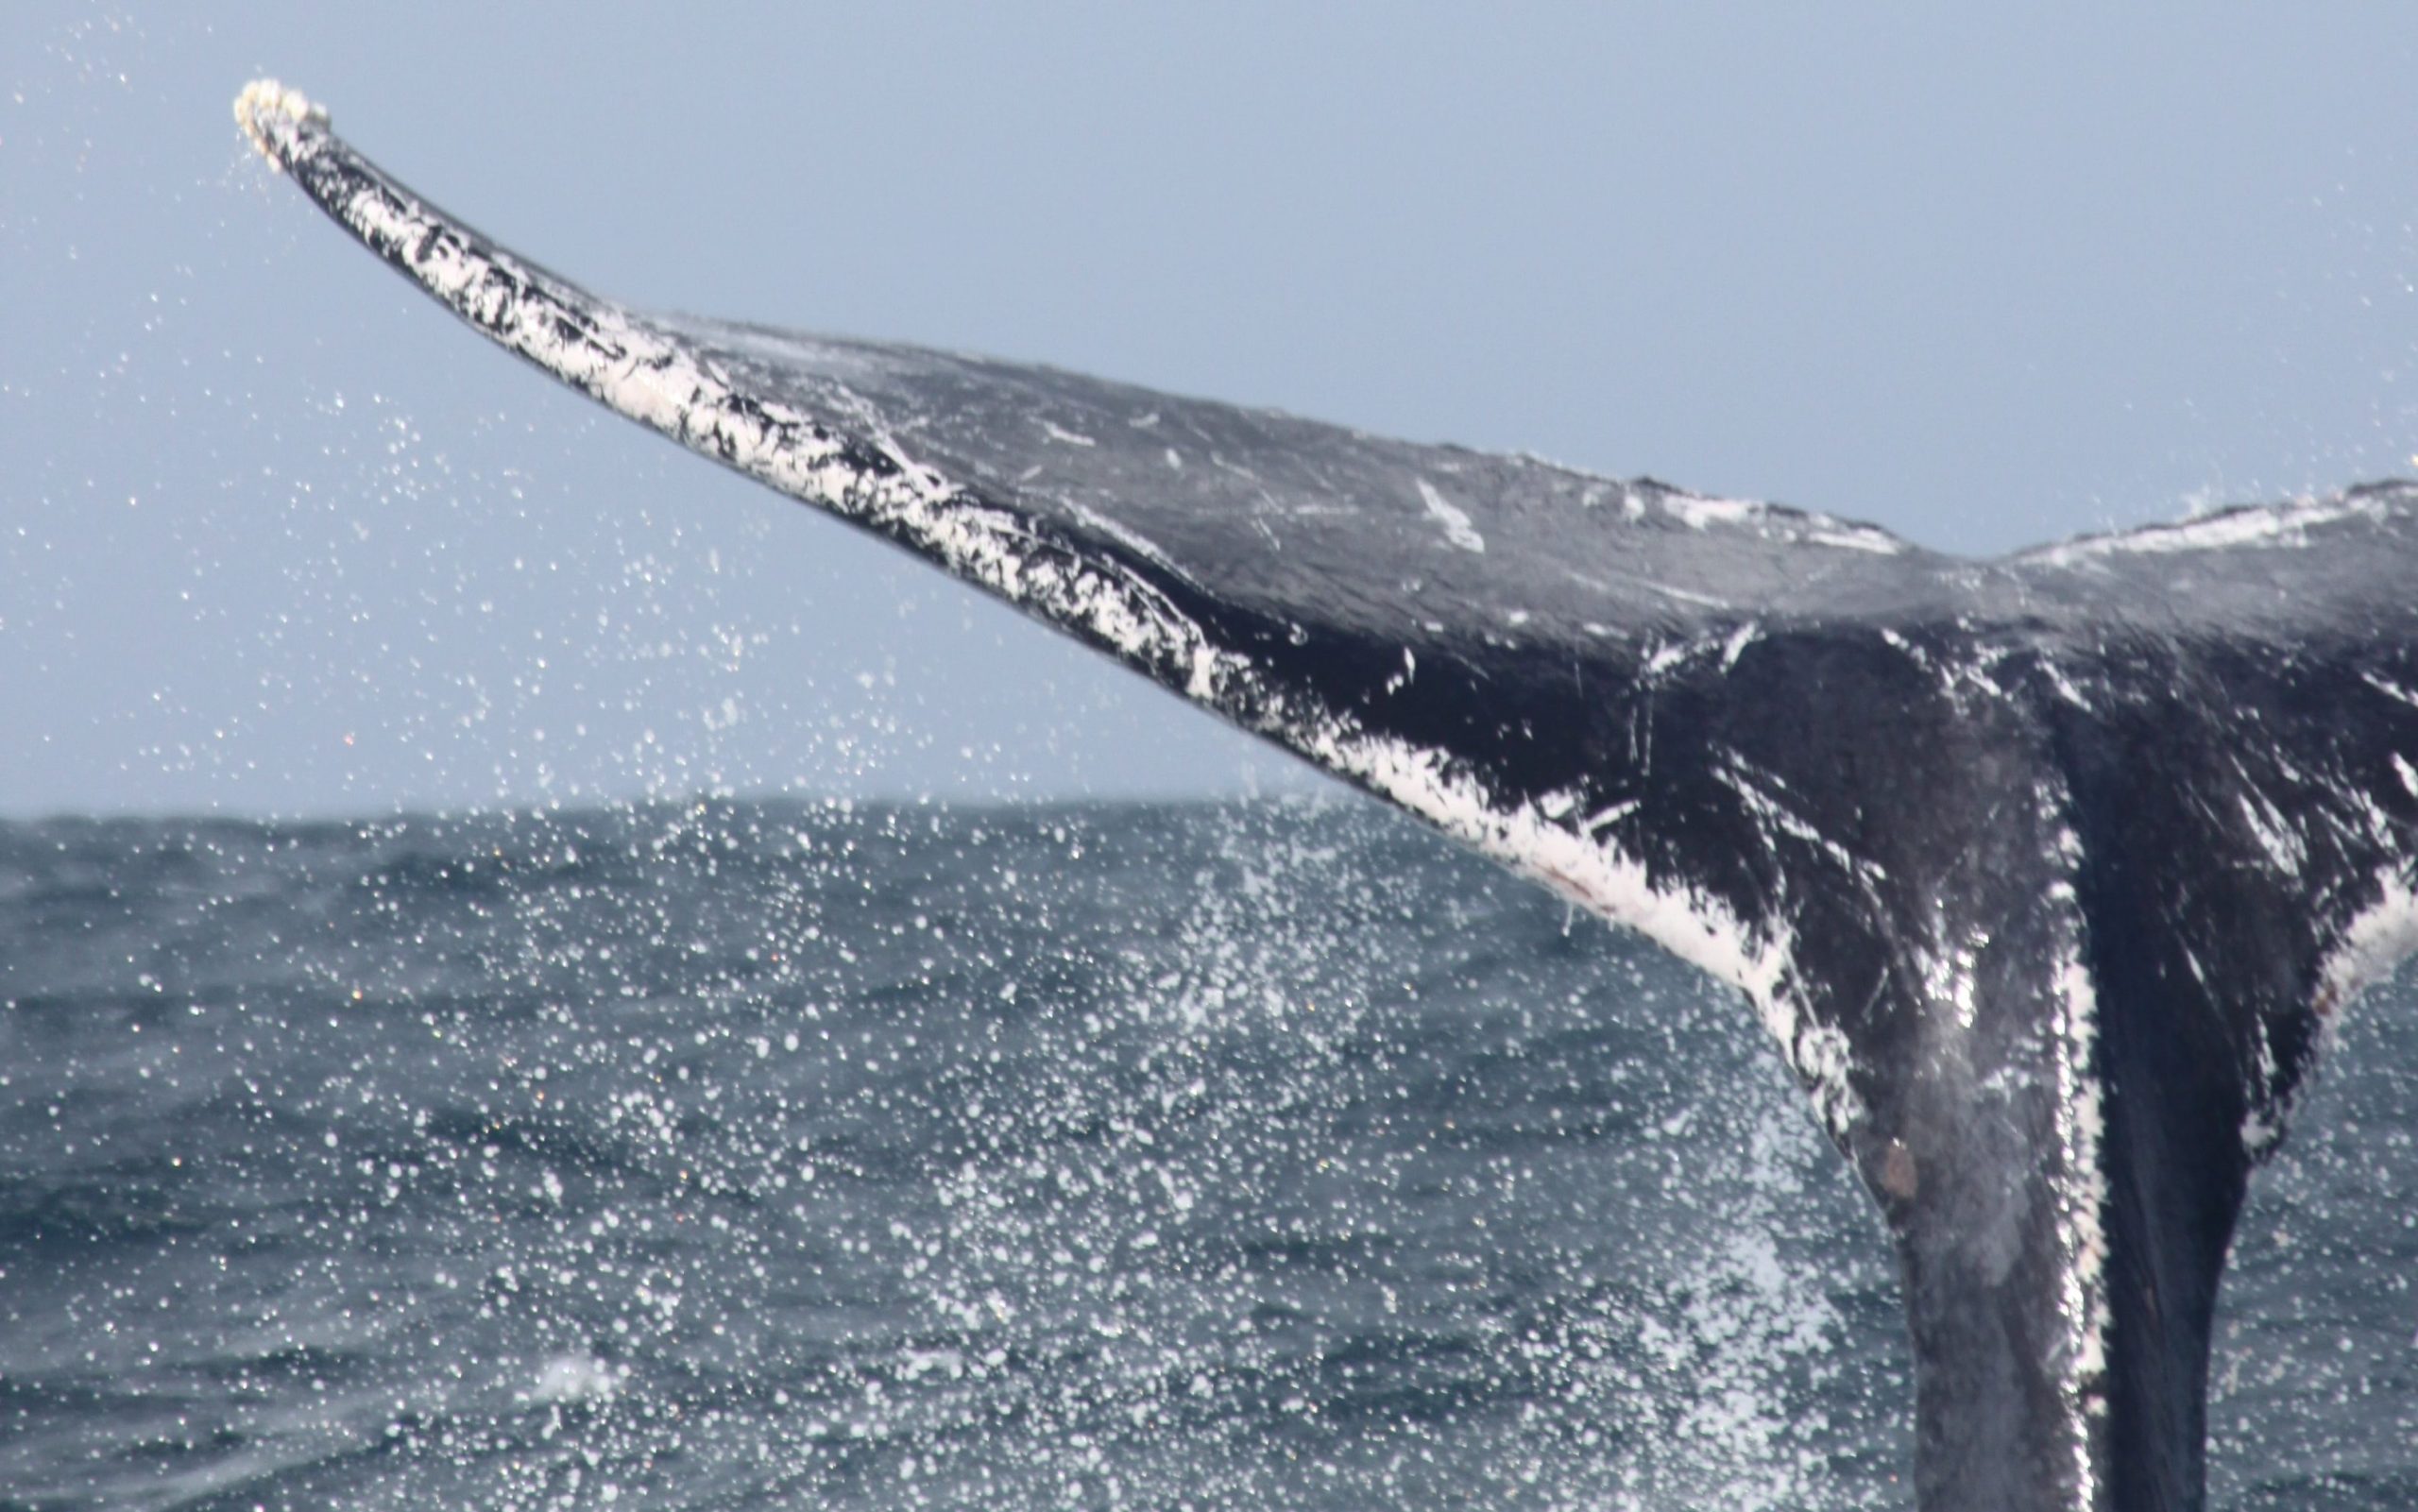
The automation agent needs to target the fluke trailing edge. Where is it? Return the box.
[237,80,2418,1511]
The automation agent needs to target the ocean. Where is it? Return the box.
[2,799,2411,1509]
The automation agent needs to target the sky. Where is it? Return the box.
[8,4,2418,819]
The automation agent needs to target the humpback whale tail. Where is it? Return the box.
[236,80,2418,1510]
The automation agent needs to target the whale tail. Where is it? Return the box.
[237,82,2418,1509]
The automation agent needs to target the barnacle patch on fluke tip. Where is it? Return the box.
[233,79,326,166]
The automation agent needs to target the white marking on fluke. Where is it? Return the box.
[2023,492,2390,567]
[1416,479,1486,553]
[2320,868,2418,1018]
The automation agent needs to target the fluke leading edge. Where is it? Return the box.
[237,80,2418,1510]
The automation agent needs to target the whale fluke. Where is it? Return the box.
[236,81,2418,1510]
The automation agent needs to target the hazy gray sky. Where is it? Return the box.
[9,5,2418,818]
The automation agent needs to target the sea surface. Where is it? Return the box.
[2,799,2412,1510]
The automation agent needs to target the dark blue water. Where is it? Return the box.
[1,800,2410,1509]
